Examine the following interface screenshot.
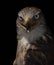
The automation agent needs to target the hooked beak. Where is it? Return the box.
[19,17,32,32]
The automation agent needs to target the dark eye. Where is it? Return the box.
[34,14,39,19]
[18,16,24,21]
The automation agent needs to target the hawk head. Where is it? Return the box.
[16,7,46,32]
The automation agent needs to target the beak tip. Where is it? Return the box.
[27,30,30,32]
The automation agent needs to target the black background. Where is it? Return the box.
[0,0,54,65]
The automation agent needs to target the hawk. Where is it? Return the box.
[13,7,54,65]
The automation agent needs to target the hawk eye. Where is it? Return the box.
[34,14,39,19]
[18,16,23,21]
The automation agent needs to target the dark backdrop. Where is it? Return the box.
[0,0,54,65]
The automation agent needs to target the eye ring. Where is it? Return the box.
[35,14,39,19]
[18,16,24,21]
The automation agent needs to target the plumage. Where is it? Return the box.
[13,7,54,65]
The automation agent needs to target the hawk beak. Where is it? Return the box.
[19,23,27,30]
[24,17,31,24]
[19,17,31,32]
